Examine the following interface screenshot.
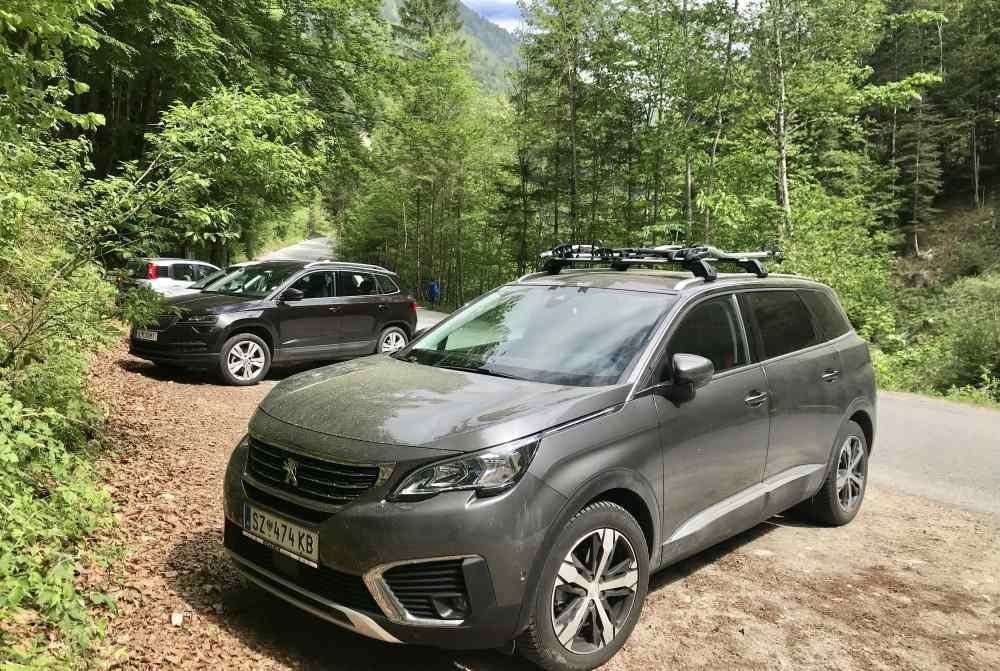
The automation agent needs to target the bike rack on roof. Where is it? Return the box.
[539,243,783,282]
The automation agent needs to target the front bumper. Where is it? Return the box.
[128,322,224,367]
[222,440,566,649]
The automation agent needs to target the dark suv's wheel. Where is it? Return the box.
[377,326,408,354]
[795,420,869,526]
[517,502,649,671]
[219,333,271,386]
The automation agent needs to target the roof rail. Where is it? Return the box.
[539,242,782,282]
[304,259,392,273]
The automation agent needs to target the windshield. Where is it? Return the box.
[406,285,675,386]
[201,263,301,297]
[190,267,227,289]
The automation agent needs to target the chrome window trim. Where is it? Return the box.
[363,555,480,627]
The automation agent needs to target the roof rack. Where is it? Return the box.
[540,243,782,282]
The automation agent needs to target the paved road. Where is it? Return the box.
[256,236,334,262]
[873,391,1000,515]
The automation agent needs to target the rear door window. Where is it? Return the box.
[172,263,197,282]
[799,290,852,340]
[336,271,378,296]
[747,291,821,359]
[666,295,748,377]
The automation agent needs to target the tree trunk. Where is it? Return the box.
[772,0,792,238]
[704,0,739,243]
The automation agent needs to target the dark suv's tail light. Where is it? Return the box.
[409,301,417,315]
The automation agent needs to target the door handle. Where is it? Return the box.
[744,390,769,407]
[328,306,340,312]
[377,304,387,310]
[821,369,841,382]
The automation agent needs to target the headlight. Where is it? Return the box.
[179,313,217,324]
[390,434,541,500]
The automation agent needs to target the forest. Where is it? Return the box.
[1,0,999,665]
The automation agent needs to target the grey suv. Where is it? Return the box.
[222,251,876,671]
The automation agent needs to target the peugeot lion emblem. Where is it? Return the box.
[283,457,299,487]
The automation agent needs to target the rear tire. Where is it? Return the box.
[793,420,869,526]
[218,333,271,386]
[377,326,408,354]
[517,502,649,671]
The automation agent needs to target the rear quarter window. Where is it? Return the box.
[799,290,852,340]
[375,274,400,294]
[747,290,821,359]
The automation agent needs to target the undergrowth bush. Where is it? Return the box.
[0,395,116,669]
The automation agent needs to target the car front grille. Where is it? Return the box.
[246,438,382,506]
[383,559,468,620]
[224,519,380,614]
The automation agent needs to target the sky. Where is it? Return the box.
[464,0,524,32]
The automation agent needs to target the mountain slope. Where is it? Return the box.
[382,0,520,93]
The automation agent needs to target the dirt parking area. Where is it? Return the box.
[91,343,1000,670]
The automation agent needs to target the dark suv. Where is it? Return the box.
[130,260,416,385]
[221,248,876,671]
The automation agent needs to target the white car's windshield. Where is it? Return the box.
[406,285,675,386]
[201,263,301,297]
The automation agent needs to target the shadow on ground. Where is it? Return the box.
[118,358,325,386]
[166,517,796,670]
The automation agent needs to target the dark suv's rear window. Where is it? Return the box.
[747,291,821,359]
[799,290,852,340]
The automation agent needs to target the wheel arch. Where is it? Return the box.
[380,320,412,337]
[844,396,876,454]
[223,321,277,354]
[514,469,660,635]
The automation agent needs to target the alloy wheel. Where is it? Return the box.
[551,528,639,655]
[227,340,265,381]
[836,435,866,512]
[380,331,407,353]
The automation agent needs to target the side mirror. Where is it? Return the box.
[672,353,714,390]
[280,287,304,302]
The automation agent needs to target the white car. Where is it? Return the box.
[123,258,221,297]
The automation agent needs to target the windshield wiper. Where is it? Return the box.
[435,364,525,380]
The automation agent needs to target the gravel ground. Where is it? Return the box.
[90,342,1000,670]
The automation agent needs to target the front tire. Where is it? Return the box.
[377,326,408,354]
[517,502,649,671]
[218,333,271,386]
[795,420,869,526]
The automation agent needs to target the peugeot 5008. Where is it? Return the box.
[221,246,876,671]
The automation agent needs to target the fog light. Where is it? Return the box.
[430,593,469,620]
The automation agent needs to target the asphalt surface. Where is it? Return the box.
[256,236,334,262]
[873,391,1000,516]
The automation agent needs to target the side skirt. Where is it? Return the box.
[658,463,826,567]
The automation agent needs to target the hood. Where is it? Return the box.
[162,292,270,315]
[258,355,631,452]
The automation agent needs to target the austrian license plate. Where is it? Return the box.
[243,504,319,567]
[135,329,158,342]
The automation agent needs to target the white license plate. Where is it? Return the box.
[135,329,158,342]
[243,504,318,567]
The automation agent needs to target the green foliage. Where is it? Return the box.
[0,0,112,139]
[0,394,115,668]
[144,88,328,258]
